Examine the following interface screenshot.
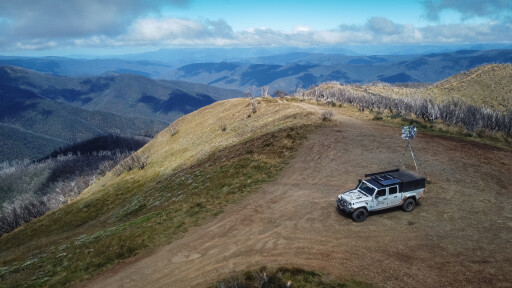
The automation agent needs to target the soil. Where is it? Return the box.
[81,104,512,288]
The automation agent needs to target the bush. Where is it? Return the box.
[113,152,149,176]
[321,110,333,121]
[251,99,258,114]
[211,266,373,288]
[169,121,179,136]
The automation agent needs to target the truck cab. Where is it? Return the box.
[337,169,425,222]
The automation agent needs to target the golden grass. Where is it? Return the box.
[429,64,512,111]
[81,98,319,198]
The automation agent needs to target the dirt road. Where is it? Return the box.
[83,105,512,287]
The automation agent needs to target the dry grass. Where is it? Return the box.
[429,64,512,111]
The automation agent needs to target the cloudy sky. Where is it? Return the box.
[0,0,511,56]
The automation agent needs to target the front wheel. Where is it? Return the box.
[352,208,368,222]
[402,198,416,212]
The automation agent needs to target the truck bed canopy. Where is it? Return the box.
[365,169,425,193]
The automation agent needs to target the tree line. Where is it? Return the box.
[0,135,148,237]
[291,82,512,135]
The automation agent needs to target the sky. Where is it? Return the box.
[0,0,511,56]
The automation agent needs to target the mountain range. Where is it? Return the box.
[2,47,512,162]
[160,49,512,92]
[0,66,242,162]
[0,56,173,78]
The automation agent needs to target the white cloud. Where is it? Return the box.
[366,17,401,35]
[0,12,511,52]
[422,0,512,21]
[128,18,206,41]
[293,25,313,33]
[0,0,189,44]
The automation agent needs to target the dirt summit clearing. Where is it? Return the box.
[83,103,512,288]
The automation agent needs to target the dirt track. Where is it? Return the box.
[83,104,512,288]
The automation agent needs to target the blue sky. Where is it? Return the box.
[0,0,511,56]
[168,0,430,30]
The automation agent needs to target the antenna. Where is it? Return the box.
[399,125,426,177]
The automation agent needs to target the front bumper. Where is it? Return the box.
[337,198,353,213]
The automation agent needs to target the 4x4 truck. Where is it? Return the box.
[336,169,425,222]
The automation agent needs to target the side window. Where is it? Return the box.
[389,186,398,195]
[376,189,386,198]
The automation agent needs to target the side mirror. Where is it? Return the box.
[358,179,362,183]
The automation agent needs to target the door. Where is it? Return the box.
[374,188,388,209]
[387,186,400,207]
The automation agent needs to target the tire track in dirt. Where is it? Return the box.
[82,104,512,288]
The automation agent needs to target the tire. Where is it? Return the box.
[402,198,416,212]
[352,208,368,222]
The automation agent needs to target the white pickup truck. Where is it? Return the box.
[336,169,426,222]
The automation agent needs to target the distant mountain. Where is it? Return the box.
[116,47,357,66]
[1,66,242,122]
[0,56,172,78]
[159,49,512,92]
[116,44,512,65]
[0,66,243,161]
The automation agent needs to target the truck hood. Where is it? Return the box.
[339,189,372,203]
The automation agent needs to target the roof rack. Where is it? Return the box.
[372,173,401,186]
[364,168,400,178]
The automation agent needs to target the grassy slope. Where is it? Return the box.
[429,64,512,111]
[0,98,322,287]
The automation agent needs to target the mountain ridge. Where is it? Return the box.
[0,66,243,161]
[160,49,512,92]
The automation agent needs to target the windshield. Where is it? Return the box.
[358,181,376,196]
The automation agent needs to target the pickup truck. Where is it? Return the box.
[336,169,425,222]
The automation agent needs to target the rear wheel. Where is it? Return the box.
[352,208,368,222]
[402,198,416,212]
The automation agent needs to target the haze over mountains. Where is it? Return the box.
[3,48,512,93]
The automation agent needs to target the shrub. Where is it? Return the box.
[211,266,373,288]
[274,90,287,98]
[321,110,333,121]
[251,99,258,114]
[169,121,179,136]
[113,152,149,176]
